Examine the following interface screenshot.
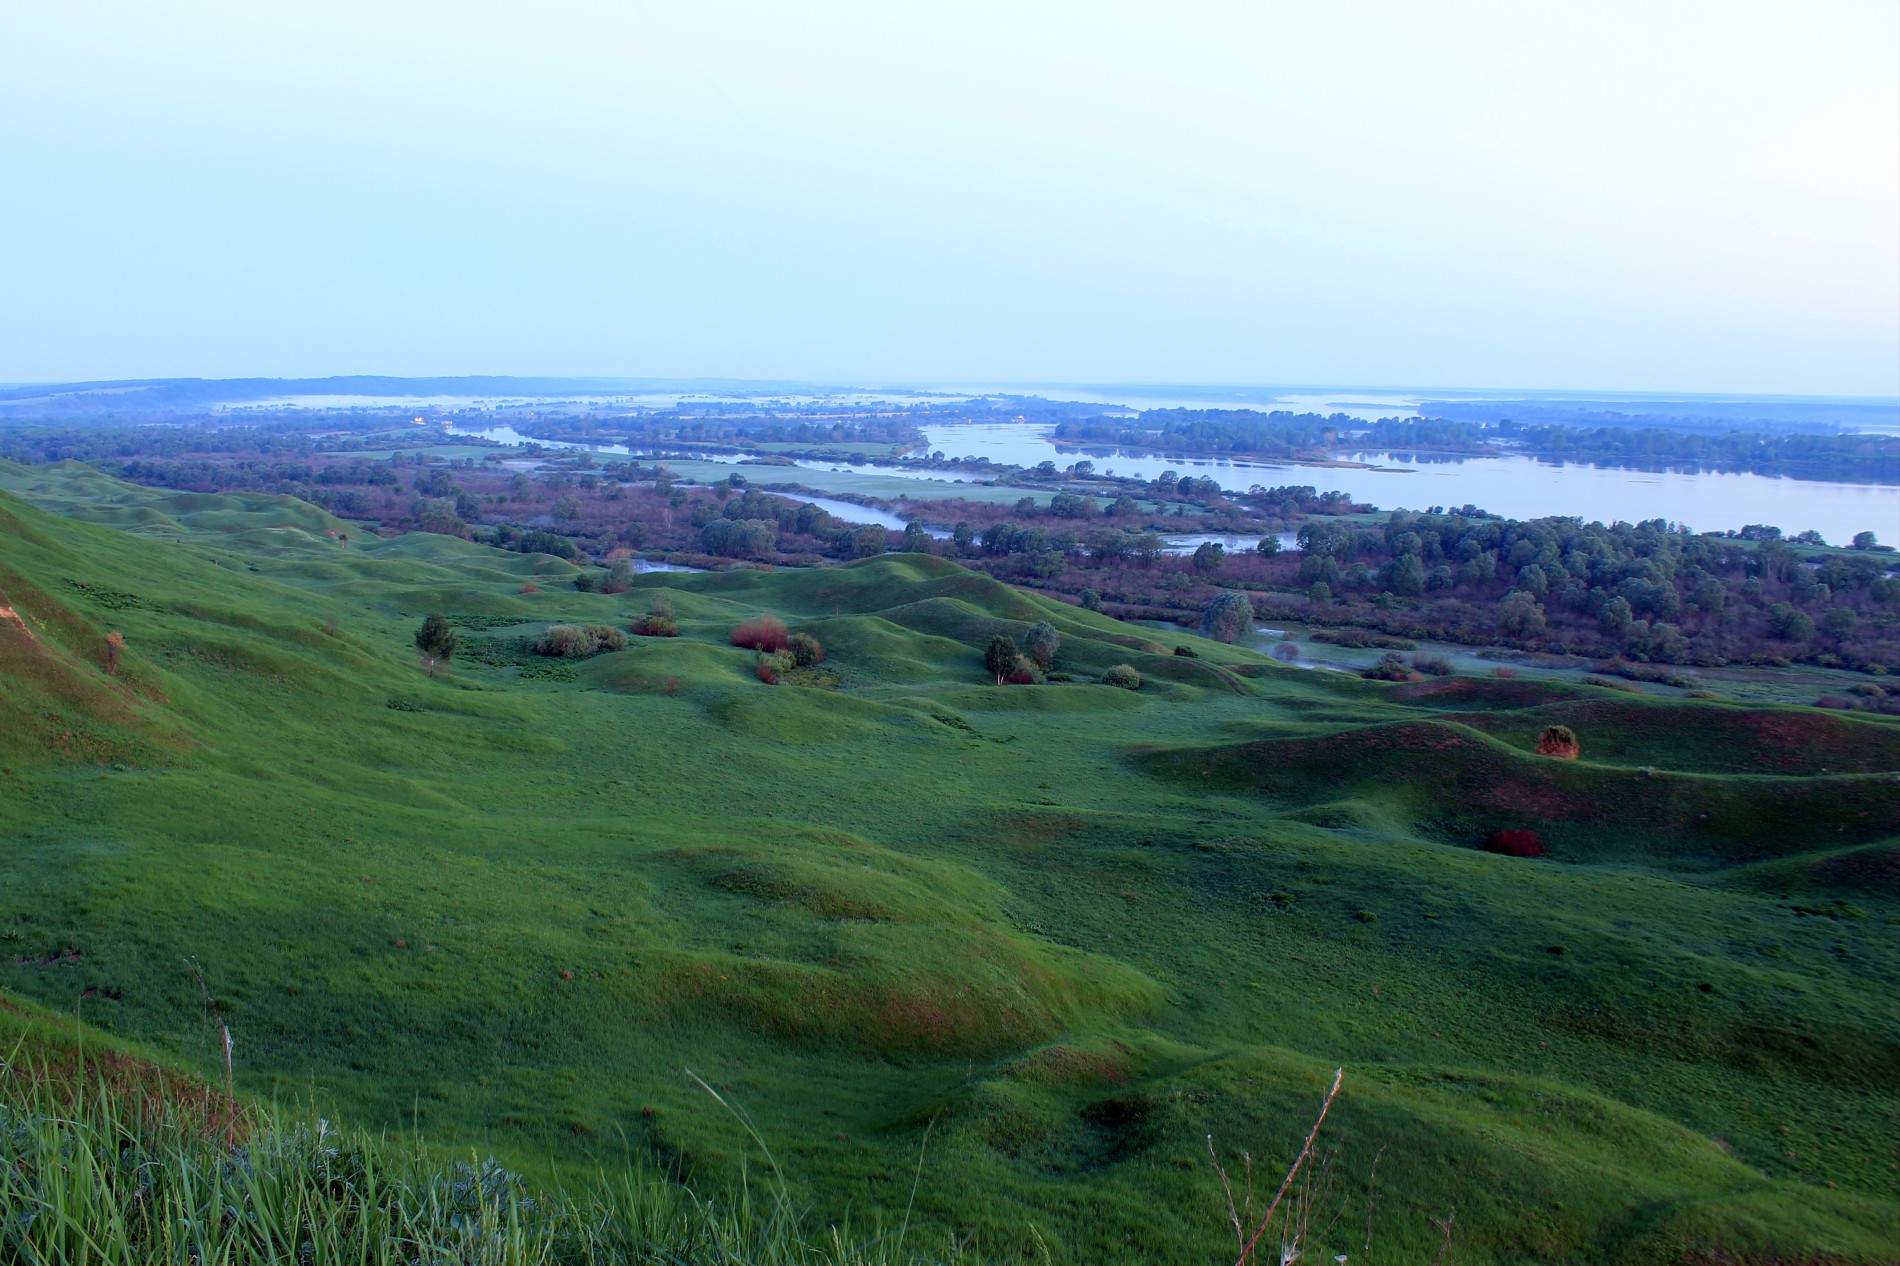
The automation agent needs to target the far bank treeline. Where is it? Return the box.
[1054,409,1900,482]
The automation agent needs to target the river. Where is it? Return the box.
[910,424,1898,543]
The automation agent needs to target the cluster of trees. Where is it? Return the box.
[1274,510,1900,669]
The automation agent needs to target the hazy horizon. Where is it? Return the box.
[5,2,1896,395]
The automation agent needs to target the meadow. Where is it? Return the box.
[1,459,1897,1263]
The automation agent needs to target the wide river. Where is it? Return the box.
[904,423,1896,544]
[444,420,1896,545]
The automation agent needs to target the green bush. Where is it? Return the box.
[787,632,825,667]
[1360,652,1417,682]
[534,625,624,658]
[1100,664,1141,690]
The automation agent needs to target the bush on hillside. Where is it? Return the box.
[787,632,825,667]
[1536,724,1581,759]
[756,650,796,684]
[731,616,790,652]
[104,630,124,675]
[1101,664,1142,690]
[1492,665,1520,679]
[1005,655,1042,685]
[1173,644,1198,658]
[1080,589,1103,612]
[1411,653,1454,676]
[534,624,624,658]
[1484,829,1546,858]
[631,613,679,637]
[1271,641,1300,662]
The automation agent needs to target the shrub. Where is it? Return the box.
[1100,664,1142,690]
[983,633,1020,685]
[1199,591,1255,644]
[631,614,679,637]
[1580,674,1641,693]
[517,582,540,594]
[1312,628,1415,651]
[787,632,825,667]
[731,616,790,652]
[586,625,626,653]
[1173,644,1198,657]
[1484,829,1545,858]
[1022,621,1061,669]
[1535,724,1580,759]
[1080,589,1103,612]
[1492,665,1520,679]
[1360,652,1417,682]
[1814,695,1857,710]
[414,612,457,664]
[756,649,796,684]
[534,625,593,658]
[1271,642,1300,662]
[1005,655,1042,685]
[104,630,124,675]
[1410,653,1454,676]
[534,624,625,658]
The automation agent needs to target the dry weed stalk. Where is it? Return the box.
[1210,1068,1345,1266]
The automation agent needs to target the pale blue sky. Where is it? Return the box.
[3,2,1896,394]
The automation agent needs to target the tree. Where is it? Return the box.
[1200,591,1254,644]
[847,524,887,559]
[1022,621,1061,669]
[1822,606,1857,636]
[1598,595,1634,639]
[983,634,1019,685]
[1389,553,1426,596]
[1100,663,1141,690]
[902,521,933,552]
[1767,602,1815,641]
[1852,531,1879,551]
[415,612,457,668]
[1191,541,1225,574]
[599,558,635,594]
[1497,591,1546,638]
[1080,589,1103,613]
[1255,535,1282,558]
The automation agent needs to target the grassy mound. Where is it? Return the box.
[1137,717,1900,865]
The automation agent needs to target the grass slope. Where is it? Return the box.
[0,464,1896,1264]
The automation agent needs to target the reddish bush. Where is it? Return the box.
[104,630,124,675]
[518,582,540,594]
[1483,829,1545,858]
[756,660,780,685]
[1535,724,1580,759]
[731,616,790,652]
[1493,666,1520,679]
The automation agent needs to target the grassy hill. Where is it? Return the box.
[1,462,1896,1263]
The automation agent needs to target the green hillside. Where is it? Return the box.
[1,463,1896,1264]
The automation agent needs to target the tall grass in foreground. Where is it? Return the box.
[0,1048,967,1266]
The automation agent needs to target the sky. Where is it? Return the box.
[3,1,1896,395]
